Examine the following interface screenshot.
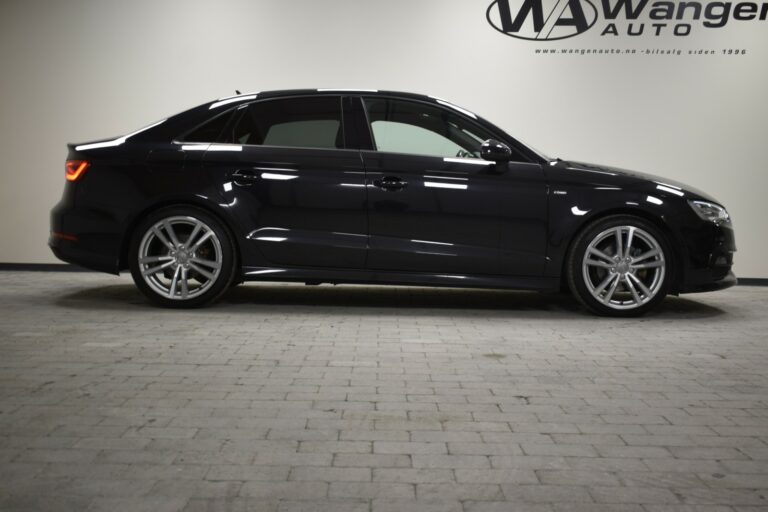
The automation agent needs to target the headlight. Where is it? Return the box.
[688,200,730,223]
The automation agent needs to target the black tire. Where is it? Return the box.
[129,206,236,308]
[566,215,673,317]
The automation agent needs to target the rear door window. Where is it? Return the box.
[229,96,344,149]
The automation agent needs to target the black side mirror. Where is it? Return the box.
[480,139,512,163]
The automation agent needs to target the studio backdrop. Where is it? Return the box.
[1,0,766,277]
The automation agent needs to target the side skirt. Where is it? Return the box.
[241,266,561,292]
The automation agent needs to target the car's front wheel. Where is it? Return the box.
[129,206,236,307]
[567,215,672,316]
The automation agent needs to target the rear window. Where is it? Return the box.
[227,96,344,149]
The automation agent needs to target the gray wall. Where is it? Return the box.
[1,0,766,276]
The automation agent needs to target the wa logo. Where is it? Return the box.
[487,0,598,41]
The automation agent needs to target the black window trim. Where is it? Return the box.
[175,109,238,144]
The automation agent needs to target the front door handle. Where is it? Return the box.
[374,176,408,192]
[232,169,259,186]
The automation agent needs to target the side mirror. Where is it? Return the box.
[480,139,512,163]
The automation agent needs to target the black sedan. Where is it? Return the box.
[50,89,736,316]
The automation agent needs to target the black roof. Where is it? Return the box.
[204,88,477,115]
[133,89,486,145]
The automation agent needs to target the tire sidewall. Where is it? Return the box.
[129,206,236,308]
[567,215,673,317]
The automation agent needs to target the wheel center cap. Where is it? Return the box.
[176,250,190,264]
[617,262,630,274]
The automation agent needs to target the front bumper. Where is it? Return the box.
[679,270,737,293]
[678,221,737,294]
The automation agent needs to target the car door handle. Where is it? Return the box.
[374,176,408,191]
[232,169,259,186]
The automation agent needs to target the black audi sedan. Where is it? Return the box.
[50,89,736,316]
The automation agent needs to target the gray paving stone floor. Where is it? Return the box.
[0,271,767,511]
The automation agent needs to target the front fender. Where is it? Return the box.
[543,176,690,288]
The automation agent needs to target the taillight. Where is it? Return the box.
[65,160,90,182]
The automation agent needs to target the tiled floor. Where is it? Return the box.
[0,271,767,511]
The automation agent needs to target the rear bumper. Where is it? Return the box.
[49,237,119,274]
[49,198,122,274]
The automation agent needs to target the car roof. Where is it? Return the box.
[206,89,474,114]
[133,89,487,145]
[213,88,438,101]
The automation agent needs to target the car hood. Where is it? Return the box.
[564,160,721,204]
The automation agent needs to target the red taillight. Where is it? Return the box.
[65,160,90,182]
[51,231,78,242]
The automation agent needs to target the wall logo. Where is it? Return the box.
[487,0,599,40]
[487,0,768,39]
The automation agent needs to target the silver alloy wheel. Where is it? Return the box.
[137,216,223,301]
[582,225,666,310]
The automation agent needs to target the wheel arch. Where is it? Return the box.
[118,198,242,278]
[558,207,685,294]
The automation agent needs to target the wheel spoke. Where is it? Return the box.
[628,272,652,297]
[614,228,624,259]
[180,267,189,299]
[625,274,642,304]
[152,227,175,251]
[142,260,175,277]
[186,221,203,247]
[585,259,613,269]
[189,262,215,281]
[164,221,181,248]
[588,247,614,263]
[139,255,173,264]
[624,226,635,257]
[633,248,660,264]
[632,260,664,270]
[593,272,617,295]
[168,265,181,297]
[190,257,221,270]
[603,274,621,303]
[190,231,213,251]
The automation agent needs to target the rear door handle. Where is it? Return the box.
[232,169,259,186]
[374,176,408,191]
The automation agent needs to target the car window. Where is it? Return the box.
[363,98,493,158]
[180,111,233,143]
[229,96,344,149]
[370,121,466,157]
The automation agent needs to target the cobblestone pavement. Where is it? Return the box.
[0,271,767,511]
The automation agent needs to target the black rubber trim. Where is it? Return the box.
[739,278,768,286]
[0,263,93,272]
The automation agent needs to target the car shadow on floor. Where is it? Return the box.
[54,282,728,320]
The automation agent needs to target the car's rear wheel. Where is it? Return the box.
[129,206,236,307]
[567,215,671,316]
